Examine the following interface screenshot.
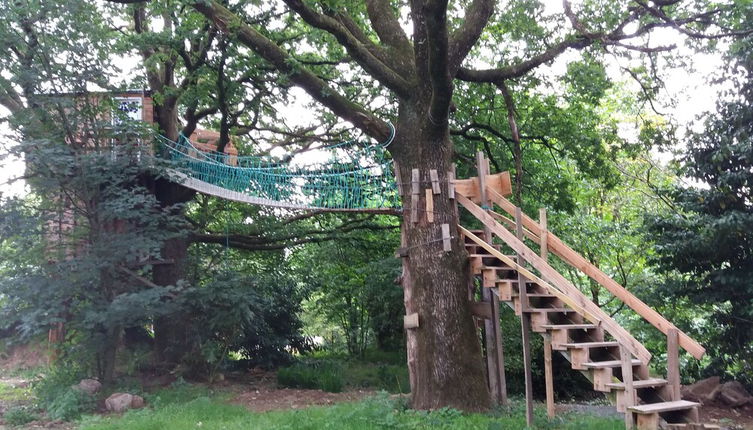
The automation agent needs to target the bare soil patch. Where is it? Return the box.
[218,369,376,413]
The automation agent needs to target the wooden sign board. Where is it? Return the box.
[453,171,512,202]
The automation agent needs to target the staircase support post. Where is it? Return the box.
[540,208,555,418]
[516,206,535,426]
[620,345,635,429]
[475,152,506,405]
[667,328,681,401]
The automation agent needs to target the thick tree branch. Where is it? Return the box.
[448,0,494,74]
[191,0,391,142]
[192,222,398,251]
[365,0,412,54]
[456,36,590,83]
[283,0,413,98]
[423,0,453,126]
[0,77,24,114]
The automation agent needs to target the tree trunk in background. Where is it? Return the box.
[152,235,194,367]
[392,103,490,411]
[150,99,197,368]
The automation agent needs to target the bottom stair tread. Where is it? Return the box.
[628,400,699,414]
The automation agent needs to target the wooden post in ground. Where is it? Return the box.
[620,345,635,429]
[516,206,534,426]
[539,208,555,418]
[476,152,506,404]
[667,328,681,401]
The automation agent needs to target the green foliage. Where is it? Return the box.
[77,390,623,430]
[292,216,401,357]
[280,352,411,394]
[277,360,344,393]
[3,405,40,426]
[33,363,95,421]
[172,267,308,374]
[646,36,753,385]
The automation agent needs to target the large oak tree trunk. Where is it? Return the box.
[392,103,490,411]
[150,102,197,368]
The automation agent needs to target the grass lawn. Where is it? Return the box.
[78,388,623,430]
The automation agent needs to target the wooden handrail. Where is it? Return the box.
[457,194,652,364]
[484,187,706,360]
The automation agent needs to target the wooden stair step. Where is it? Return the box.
[562,341,619,349]
[606,378,668,390]
[628,400,699,414]
[526,307,575,313]
[515,293,555,298]
[541,324,597,330]
[582,359,642,368]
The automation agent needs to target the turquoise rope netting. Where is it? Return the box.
[157,131,401,211]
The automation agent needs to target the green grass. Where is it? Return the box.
[278,351,410,394]
[0,381,33,404]
[79,390,623,430]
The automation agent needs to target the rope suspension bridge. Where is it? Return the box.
[157,130,401,211]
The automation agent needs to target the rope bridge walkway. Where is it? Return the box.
[157,132,401,211]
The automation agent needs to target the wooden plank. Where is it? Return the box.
[404,313,419,329]
[447,168,456,199]
[492,291,507,405]
[540,207,555,417]
[544,339,555,418]
[628,400,699,414]
[425,189,434,223]
[411,169,419,224]
[470,301,493,319]
[540,208,548,261]
[476,152,501,405]
[452,172,513,203]
[430,169,440,194]
[667,328,681,401]
[621,345,636,429]
[441,223,451,252]
[516,207,534,426]
[485,187,706,360]
[456,194,652,364]
[487,171,512,197]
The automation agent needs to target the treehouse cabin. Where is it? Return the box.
[111,90,239,162]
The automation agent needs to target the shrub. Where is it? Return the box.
[277,360,343,393]
[33,364,96,421]
[3,405,39,426]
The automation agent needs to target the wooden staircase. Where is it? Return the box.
[463,228,702,428]
[451,169,710,429]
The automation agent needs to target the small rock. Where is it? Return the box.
[74,379,102,395]
[105,392,146,413]
[131,395,145,409]
[718,381,752,407]
[682,376,721,403]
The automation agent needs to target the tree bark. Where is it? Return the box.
[152,235,194,367]
[391,102,490,411]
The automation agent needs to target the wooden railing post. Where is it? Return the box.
[516,206,535,426]
[620,345,635,429]
[540,208,555,418]
[667,328,681,401]
[475,152,506,405]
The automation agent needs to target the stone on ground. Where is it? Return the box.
[105,393,146,413]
